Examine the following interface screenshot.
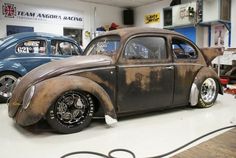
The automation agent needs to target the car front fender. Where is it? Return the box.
[0,60,27,76]
[15,75,117,126]
[189,67,223,106]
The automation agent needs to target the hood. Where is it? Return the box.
[200,47,224,66]
[9,55,112,115]
[24,55,112,83]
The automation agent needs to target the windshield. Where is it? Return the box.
[86,35,120,56]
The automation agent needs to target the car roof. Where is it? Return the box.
[101,27,183,38]
[7,32,72,40]
[0,32,76,51]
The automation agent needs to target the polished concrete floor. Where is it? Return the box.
[0,93,235,158]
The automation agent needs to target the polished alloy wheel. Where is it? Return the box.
[0,75,17,98]
[200,78,217,103]
[55,91,89,126]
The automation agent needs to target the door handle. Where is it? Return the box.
[165,66,174,70]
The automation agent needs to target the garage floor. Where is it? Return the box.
[173,128,236,158]
[0,93,235,158]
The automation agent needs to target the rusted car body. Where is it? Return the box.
[8,28,223,134]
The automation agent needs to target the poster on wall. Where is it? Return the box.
[144,13,160,24]
[214,25,225,47]
[0,1,84,27]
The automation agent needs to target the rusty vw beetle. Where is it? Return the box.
[8,28,223,134]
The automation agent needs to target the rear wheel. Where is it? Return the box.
[197,78,219,108]
[0,72,20,103]
[46,90,95,134]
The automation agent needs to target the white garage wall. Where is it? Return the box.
[0,0,123,47]
[231,0,236,48]
[135,0,171,28]
[1,0,235,48]
[134,0,235,48]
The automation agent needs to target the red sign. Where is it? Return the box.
[2,3,16,18]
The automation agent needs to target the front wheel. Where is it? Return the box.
[0,72,20,102]
[197,78,219,108]
[46,90,95,134]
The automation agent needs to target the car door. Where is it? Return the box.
[10,38,50,72]
[171,36,204,106]
[49,39,82,61]
[116,35,174,113]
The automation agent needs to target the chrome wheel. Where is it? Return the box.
[200,78,217,103]
[0,75,17,98]
[55,91,90,126]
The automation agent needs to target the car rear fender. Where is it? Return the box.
[189,67,223,106]
[16,75,117,126]
[0,60,27,76]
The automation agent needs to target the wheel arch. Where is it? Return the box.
[16,75,117,126]
[0,61,27,76]
[0,70,22,77]
[189,67,223,106]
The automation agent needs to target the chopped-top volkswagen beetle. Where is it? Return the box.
[9,28,223,134]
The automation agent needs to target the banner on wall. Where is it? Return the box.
[144,13,160,24]
[0,1,84,26]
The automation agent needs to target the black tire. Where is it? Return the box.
[46,90,95,134]
[0,72,20,103]
[197,78,219,108]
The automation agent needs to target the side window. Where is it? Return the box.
[51,40,81,56]
[16,40,46,54]
[124,36,167,60]
[172,38,197,59]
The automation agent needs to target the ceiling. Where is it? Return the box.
[77,0,164,8]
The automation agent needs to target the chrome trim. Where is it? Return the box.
[165,66,174,70]
[173,63,204,67]
[62,66,116,75]
[117,63,204,68]
[117,63,173,68]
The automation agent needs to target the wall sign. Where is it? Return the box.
[0,1,84,26]
[172,2,196,27]
[144,13,160,24]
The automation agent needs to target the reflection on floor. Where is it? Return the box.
[0,94,235,158]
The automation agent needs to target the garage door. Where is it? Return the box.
[174,27,196,43]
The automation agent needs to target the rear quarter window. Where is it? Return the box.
[172,38,198,59]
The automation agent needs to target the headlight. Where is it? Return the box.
[22,85,35,110]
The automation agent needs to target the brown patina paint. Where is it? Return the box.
[8,27,223,126]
